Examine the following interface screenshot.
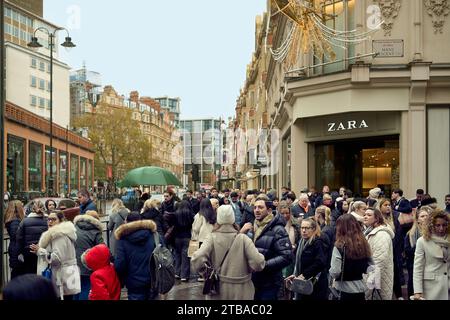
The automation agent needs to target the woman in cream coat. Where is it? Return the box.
[30,211,81,300]
[413,209,450,300]
[191,205,265,300]
[363,208,395,300]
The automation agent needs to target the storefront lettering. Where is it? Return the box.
[327,120,369,132]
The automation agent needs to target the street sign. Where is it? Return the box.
[221,170,228,179]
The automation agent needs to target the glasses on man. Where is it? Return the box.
[48,217,58,222]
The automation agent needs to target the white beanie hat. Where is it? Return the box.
[217,205,235,225]
[369,187,381,199]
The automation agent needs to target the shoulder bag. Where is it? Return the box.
[202,234,237,295]
[329,245,346,300]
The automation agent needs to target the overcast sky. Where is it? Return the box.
[44,0,267,120]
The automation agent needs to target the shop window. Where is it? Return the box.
[7,135,25,194]
[59,152,68,196]
[80,158,87,189]
[45,147,57,194]
[28,142,43,192]
[70,154,79,192]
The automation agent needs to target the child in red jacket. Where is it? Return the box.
[82,244,121,300]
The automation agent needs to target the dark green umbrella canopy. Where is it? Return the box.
[120,166,182,187]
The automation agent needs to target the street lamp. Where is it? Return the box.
[27,27,75,196]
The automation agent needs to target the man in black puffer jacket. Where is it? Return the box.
[241,197,293,300]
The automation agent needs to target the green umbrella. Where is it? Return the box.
[120,166,182,187]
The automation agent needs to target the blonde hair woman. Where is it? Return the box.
[349,201,367,224]
[286,218,328,300]
[141,198,164,236]
[405,206,432,297]
[107,199,130,257]
[413,209,449,300]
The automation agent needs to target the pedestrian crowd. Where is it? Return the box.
[2,186,449,301]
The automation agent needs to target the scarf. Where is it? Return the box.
[364,226,373,237]
[254,213,274,242]
[293,238,307,277]
[431,235,450,260]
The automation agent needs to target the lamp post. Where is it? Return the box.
[27,27,75,196]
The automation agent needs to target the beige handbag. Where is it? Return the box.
[187,239,200,258]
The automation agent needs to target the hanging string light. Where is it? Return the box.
[270,0,382,70]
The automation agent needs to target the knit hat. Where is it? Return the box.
[217,205,235,225]
[369,187,381,199]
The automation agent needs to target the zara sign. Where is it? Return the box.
[327,120,369,132]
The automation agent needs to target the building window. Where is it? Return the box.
[7,135,25,194]
[47,81,51,92]
[39,97,45,108]
[19,14,26,25]
[39,79,45,90]
[13,26,19,38]
[59,152,68,195]
[30,95,37,106]
[39,61,45,71]
[12,10,18,22]
[313,0,355,75]
[45,147,57,192]
[70,154,79,191]
[30,76,37,87]
[5,7,12,18]
[29,142,43,192]
[5,23,12,35]
[31,58,37,68]
[46,99,51,110]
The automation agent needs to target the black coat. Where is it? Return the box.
[74,215,104,276]
[142,207,165,237]
[319,224,336,269]
[5,219,21,269]
[114,220,159,291]
[252,214,294,290]
[16,213,48,274]
[296,238,328,300]
[241,204,255,227]
[188,198,200,215]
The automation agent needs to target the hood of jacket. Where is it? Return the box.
[368,224,395,239]
[83,244,111,271]
[27,212,47,218]
[74,214,103,232]
[38,221,77,248]
[114,220,156,244]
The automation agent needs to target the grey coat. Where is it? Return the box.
[191,224,265,300]
[107,208,129,257]
[74,214,104,276]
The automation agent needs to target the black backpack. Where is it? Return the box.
[149,232,175,294]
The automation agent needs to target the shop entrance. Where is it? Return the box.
[313,136,400,197]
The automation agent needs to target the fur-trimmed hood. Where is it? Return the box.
[38,221,77,248]
[114,219,156,240]
[74,214,103,231]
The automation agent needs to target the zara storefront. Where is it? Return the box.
[274,63,450,207]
